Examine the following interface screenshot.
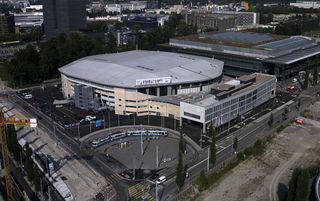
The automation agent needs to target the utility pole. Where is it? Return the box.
[78,123,80,139]
[200,129,203,147]
[133,157,136,180]
[155,182,158,201]
[207,147,210,171]
[133,114,135,126]
[53,123,57,146]
[156,145,159,169]
[118,115,120,127]
[108,110,111,128]
[140,130,143,155]
[48,186,51,201]
[89,121,92,133]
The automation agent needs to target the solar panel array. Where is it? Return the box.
[208,32,273,44]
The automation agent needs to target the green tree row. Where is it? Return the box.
[2,33,107,87]
[6,126,41,192]
[138,14,197,50]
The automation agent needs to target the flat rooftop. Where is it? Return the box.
[157,73,276,108]
[59,50,224,88]
[169,31,318,63]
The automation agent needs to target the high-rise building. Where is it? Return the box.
[43,0,86,38]
[0,13,15,34]
[147,0,161,9]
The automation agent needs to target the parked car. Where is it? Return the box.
[156,176,166,184]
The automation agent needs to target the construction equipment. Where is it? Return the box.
[0,107,37,201]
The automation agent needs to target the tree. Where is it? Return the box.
[176,131,184,188]
[295,169,310,201]
[268,113,274,127]
[304,69,309,89]
[233,136,238,152]
[209,123,216,165]
[131,24,141,33]
[33,168,41,192]
[314,66,318,85]
[12,126,20,162]
[283,106,289,120]
[287,169,300,201]
[25,143,34,182]
[6,125,14,154]
[197,170,208,191]
[107,34,117,53]
[175,152,184,188]
[208,121,213,137]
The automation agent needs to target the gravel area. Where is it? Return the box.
[196,103,320,201]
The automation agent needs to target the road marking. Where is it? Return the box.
[105,173,122,184]
[128,183,152,200]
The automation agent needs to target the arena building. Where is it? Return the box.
[59,50,224,117]
[160,31,320,80]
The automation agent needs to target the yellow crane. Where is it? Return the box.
[0,108,36,201]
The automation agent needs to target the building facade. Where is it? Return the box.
[185,12,235,31]
[128,16,158,30]
[0,13,15,34]
[59,51,224,116]
[185,10,259,30]
[290,1,320,9]
[147,0,161,9]
[160,31,320,80]
[180,73,276,132]
[43,0,86,38]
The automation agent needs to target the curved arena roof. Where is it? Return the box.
[59,50,224,88]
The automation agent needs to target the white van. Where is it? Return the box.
[24,94,32,99]
[156,176,166,184]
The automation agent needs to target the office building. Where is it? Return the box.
[43,0,86,38]
[0,13,15,34]
[290,1,320,9]
[128,15,158,30]
[147,0,161,9]
[185,10,259,30]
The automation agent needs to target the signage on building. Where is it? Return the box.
[136,77,172,86]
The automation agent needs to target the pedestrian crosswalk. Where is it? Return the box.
[105,173,122,184]
[128,183,155,201]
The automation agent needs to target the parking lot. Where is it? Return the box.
[17,85,181,140]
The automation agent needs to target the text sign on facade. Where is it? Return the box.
[30,118,37,128]
[136,77,172,86]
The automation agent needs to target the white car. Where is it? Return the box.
[292,78,298,83]
[156,176,166,184]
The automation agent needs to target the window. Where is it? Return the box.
[184,112,200,119]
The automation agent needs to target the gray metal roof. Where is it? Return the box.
[267,45,320,64]
[170,32,320,63]
[209,32,273,44]
[59,50,224,88]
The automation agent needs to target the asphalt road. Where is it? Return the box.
[5,83,315,201]
[8,94,129,201]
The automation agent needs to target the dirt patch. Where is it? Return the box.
[196,102,320,201]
